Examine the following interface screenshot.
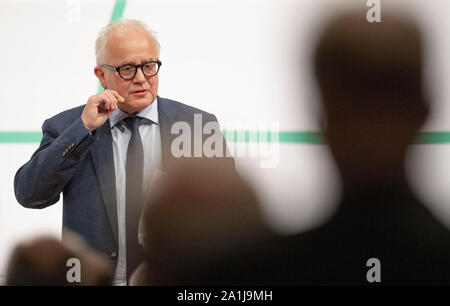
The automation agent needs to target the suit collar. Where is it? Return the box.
[157,96,179,170]
[109,97,159,129]
[157,96,178,120]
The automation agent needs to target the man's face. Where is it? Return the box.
[95,28,159,115]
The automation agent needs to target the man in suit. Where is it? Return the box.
[14,19,234,285]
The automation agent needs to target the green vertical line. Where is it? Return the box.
[98,0,127,92]
[110,0,127,22]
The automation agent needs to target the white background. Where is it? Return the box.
[2,0,450,278]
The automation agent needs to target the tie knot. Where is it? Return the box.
[123,116,141,133]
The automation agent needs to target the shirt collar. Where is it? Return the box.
[109,97,159,129]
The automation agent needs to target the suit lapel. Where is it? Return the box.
[88,98,176,243]
[90,121,118,243]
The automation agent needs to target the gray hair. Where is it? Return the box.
[95,19,161,65]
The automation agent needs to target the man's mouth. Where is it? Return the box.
[130,89,148,94]
[130,89,148,96]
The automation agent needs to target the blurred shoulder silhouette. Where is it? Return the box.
[176,9,450,285]
[134,158,271,285]
[6,231,113,286]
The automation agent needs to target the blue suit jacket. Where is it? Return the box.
[14,96,234,265]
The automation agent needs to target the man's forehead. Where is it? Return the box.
[107,29,155,49]
[108,26,150,39]
[105,30,158,64]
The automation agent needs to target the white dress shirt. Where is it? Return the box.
[108,98,162,286]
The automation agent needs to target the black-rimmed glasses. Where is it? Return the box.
[102,60,162,80]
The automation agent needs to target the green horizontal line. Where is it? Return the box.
[1,131,450,144]
[222,131,324,144]
[415,132,450,144]
[0,132,43,143]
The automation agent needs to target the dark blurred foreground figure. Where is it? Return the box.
[131,159,270,285]
[180,11,450,285]
[6,232,113,286]
[281,11,450,285]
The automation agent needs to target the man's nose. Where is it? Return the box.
[133,67,146,83]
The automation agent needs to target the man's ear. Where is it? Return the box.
[94,66,107,89]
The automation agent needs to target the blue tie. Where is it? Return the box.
[123,116,144,282]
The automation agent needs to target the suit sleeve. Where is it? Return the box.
[14,117,98,208]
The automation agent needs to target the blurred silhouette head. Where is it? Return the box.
[6,233,113,286]
[141,159,268,285]
[314,11,428,185]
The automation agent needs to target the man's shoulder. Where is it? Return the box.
[44,105,85,127]
[158,97,216,120]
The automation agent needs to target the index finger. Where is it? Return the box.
[107,90,125,103]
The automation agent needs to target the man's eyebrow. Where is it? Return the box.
[118,58,157,66]
[118,60,134,66]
